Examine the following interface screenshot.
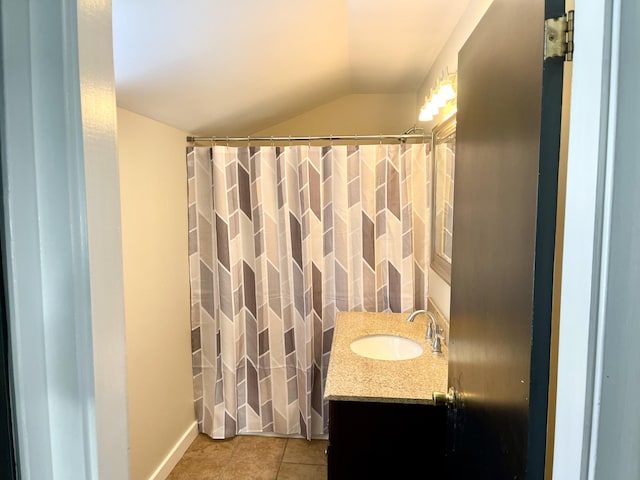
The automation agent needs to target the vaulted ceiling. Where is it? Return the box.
[112,0,470,135]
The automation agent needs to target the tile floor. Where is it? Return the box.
[168,434,328,480]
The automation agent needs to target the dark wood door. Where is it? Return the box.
[447,0,565,478]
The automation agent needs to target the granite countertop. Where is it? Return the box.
[324,311,448,404]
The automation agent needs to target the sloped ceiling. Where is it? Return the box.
[112,0,470,135]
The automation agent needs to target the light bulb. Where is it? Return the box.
[419,108,433,122]
[438,83,455,101]
[419,99,441,121]
[426,102,439,115]
[431,91,446,108]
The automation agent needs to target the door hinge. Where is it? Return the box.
[544,10,574,61]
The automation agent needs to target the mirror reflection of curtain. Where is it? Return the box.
[435,142,455,261]
[187,143,430,440]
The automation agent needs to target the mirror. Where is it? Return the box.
[431,114,456,284]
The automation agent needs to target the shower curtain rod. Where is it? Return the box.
[186,133,431,144]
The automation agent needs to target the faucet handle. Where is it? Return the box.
[425,311,438,339]
[426,322,434,339]
[432,334,443,354]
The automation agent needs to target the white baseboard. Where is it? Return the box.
[148,421,198,480]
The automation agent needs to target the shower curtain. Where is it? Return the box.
[187,143,430,440]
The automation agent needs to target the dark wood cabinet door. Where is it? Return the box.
[328,400,446,479]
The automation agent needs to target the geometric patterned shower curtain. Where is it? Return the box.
[186,143,430,440]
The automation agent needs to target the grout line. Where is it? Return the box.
[218,435,242,478]
[229,434,241,457]
[274,438,288,479]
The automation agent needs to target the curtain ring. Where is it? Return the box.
[288,135,292,147]
[225,136,229,148]
[270,136,274,147]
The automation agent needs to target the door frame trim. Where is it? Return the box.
[1,0,98,476]
[0,0,129,478]
[553,0,618,477]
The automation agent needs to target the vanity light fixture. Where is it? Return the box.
[419,69,457,122]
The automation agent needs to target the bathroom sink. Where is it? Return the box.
[350,334,423,361]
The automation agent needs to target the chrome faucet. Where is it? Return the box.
[406,309,427,323]
[406,310,442,353]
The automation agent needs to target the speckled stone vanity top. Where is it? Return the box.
[324,311,448,404]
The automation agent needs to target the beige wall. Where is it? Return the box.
[253,93,417,136]
[117,108,195,480]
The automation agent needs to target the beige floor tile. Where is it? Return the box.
[276,463,327,480]
[169,434,332,480]
[186,433,238,457]
[167,434,237,479]
[167,449,224,480]
[281,439,328,465]
[219,461,280,480]
[230,435,287,465]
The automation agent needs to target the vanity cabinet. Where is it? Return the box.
[327,399,447,479]
[324,312,449,478]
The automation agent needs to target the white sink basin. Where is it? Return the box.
[350,334,423,361]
